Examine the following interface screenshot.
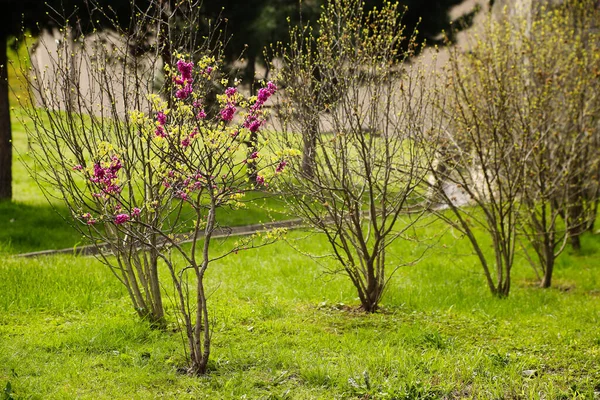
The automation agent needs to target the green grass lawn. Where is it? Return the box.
[1,225,599,399]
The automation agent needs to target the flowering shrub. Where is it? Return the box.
[67,54,285,374]
[21,1,290,373]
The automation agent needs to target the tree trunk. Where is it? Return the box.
[189,276,210,375]
[567,183,585,251]
[148,250,165,327]
[0,38,12,201]
[360,291,379,313]
[570,231,581,251]
[301,119,318,179]
[495,271,511,298]
[540,251,554,289]
[187,205,215,376]
[361,264,382,313]
[587,197,597,232]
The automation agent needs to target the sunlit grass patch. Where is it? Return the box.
[1,229,599,398]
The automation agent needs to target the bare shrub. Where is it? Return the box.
[429,0,600,293]
[274,0,436,312]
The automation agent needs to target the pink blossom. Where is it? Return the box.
[92,163,105,181]
[114,214,130,225]
[155,125,167,138]
[181,137,190,147]
[193,181,203,190]
[256,175,265,186]
[247,120,262,133]
[204,66,213,75]
[176,59,194,81]
[177,190,189,201]
[82,212,97,225]
[156,111,167,125]
[242,81,278,132]
[257,88,270,104]
[276,160,287,173]
[90,157,123,196]
[250,151,259,159]
[196,110,207,120]
[243,114,263,133]
[132,207,141,217]
[172,60,195,100]
[257,81,277,104]
[220,104,236,121]
[225,87,237,97]
[176,84,193,100]
[103,184,122,195]
[73,164,83,171]
[109,155,122,171]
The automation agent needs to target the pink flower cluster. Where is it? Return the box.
[90,155,122,197]
[180,127,200,149]
[82,212,97,225]
[114,213,130,225]
[257,81,277,104]
[174,59,194,100]
[157,111,167,125]
[243,81,277,133]
[193,101,207,120]
[155,111,167,137]
[220,86,239,122]
[220,104,235,122]
[276,160,287,173]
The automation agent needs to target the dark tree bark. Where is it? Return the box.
[0,37,12,201]
[568,201,584,251]
[540,248,554,289]
[301,118,318,179]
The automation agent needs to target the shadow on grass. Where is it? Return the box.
[0,201,82,255]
